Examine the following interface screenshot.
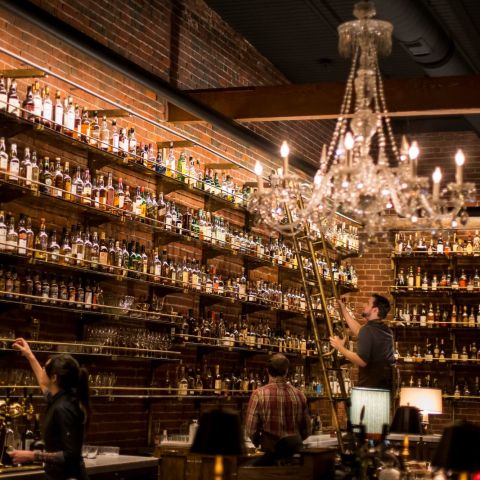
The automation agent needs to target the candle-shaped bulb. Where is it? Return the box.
[254,160,263,177]
[280,141,289,158]
[455,149,465,166]
[280,141,289,175]
[455,148,465,185]
[255,161,263,192]
[432,167,442,203]
[409,141,419,160]
[344,131,354,150]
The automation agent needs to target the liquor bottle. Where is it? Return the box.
[0,137,8,177]
[427,303,435,327]
[98,232,109,269]
[5,215,18,253]
[42,87,53,127]
[106,172,115,210]
[407,266,414,291]
[82,169,92,205]
[111,119,119,153]
[32,81,43,120]
[128,128,137,157]
[90,111,100,147]
[17,214,27,255]
[214,365,222,395]
[64,96,75,134]
[42,157,53,195]
[8,143,19,183]
[98,175,107,210]
[115,178,125,210]
[177,365,188,396]
[415,267,421,289]
[22,85,34,120]
[99,115,109,150]
[7,79,20,116]
[166,142,175,177]
[177,150,186,182]
[155,147,166,175]
[31,151,39,192]
[20,147,33,188]
[53,90,63,130]
[419,304,427,327]
[80,108,91,142]
[421,271,428,291]
[0,76,7,110]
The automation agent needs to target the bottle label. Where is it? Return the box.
[67,111,75,131]
[18,238,27,254]
[43,102,53,122]
[0,92,7,110]
[0,154,8,171]
[9,162,19,179]
[117,194,124,209]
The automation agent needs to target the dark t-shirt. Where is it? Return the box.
[356,320,395,390]
[43,390,88,480]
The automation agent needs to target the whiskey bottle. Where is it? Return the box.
[53,90,63,130]
[111,119,119,153]
[31,151,39,192]
[90,111,100,147]
[0,137,8,177]
[5,215,18,253]
[42,87,53,127]
[99,115,109,150]
[82,169,92,205]
[0,76,7,110]
[17,214,27,255]
[21,147,33,187]
[7,79,20,116]
[22,85,34,120]
[62,162,71,201]
[64,96,75,134]
[80,109,91,142]
[53,158,64,197]
[8,143,19,183]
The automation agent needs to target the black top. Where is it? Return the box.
[43,390,88,480]
[356,321,395,390]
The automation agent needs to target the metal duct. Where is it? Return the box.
[375,0,479,133]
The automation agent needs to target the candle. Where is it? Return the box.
[432,167,442,203]
[409,141,419,177]
[280,141,289,175]
[455,149,465,185]
[254,161,263,192]
[344,131,354,168]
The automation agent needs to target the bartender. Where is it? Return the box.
[329,294,395,390]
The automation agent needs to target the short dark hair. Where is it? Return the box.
[267,354,289,377]
[371,294,390,320]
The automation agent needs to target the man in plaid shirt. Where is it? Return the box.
[245,354,311,464]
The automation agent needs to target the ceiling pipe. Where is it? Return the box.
[374,0,480,134]
[0,0,316,176]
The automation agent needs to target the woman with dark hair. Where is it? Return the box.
[10,338,90,480]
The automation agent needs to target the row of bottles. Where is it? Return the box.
[0,78,248,204]
[158,362,330,397]
[394,303,480,327]
[178,309,317,354]
[396,266,480,291]
[0,266,104,309]
[395,231,480,256]
[400,337,480,362]
[321,221,360,253]
[0,212,356,295]
[401,374,480,398]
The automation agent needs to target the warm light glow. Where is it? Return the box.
[400,387,443,415]
[455,149,465,166]
[409,141,420,160]
[314,172,322,186]
[254,161,263,176]
[432,167,442,184]
[344,131,354,150]
[280,141,289,158]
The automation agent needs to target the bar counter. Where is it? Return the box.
[0,454,159,480]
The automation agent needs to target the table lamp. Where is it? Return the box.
[390,405,423,459]
[432,421,480,479]
[350,387,391,436]
[190,408,244,480]
[399,387,442,433]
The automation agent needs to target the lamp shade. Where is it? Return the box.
[350,387,391,435]
[390,406,422,434]
[432,421,480,472]
[190,408,244,456]
[399,387,442,414]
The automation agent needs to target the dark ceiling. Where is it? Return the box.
[205,0,480,134]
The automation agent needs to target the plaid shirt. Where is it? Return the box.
[245,378,311,447]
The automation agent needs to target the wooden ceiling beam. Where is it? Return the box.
[167,74,480,122]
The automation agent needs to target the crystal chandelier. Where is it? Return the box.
[248,1,475,236]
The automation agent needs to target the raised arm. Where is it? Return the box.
[12,338,49,394]
[336,299,362,337]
